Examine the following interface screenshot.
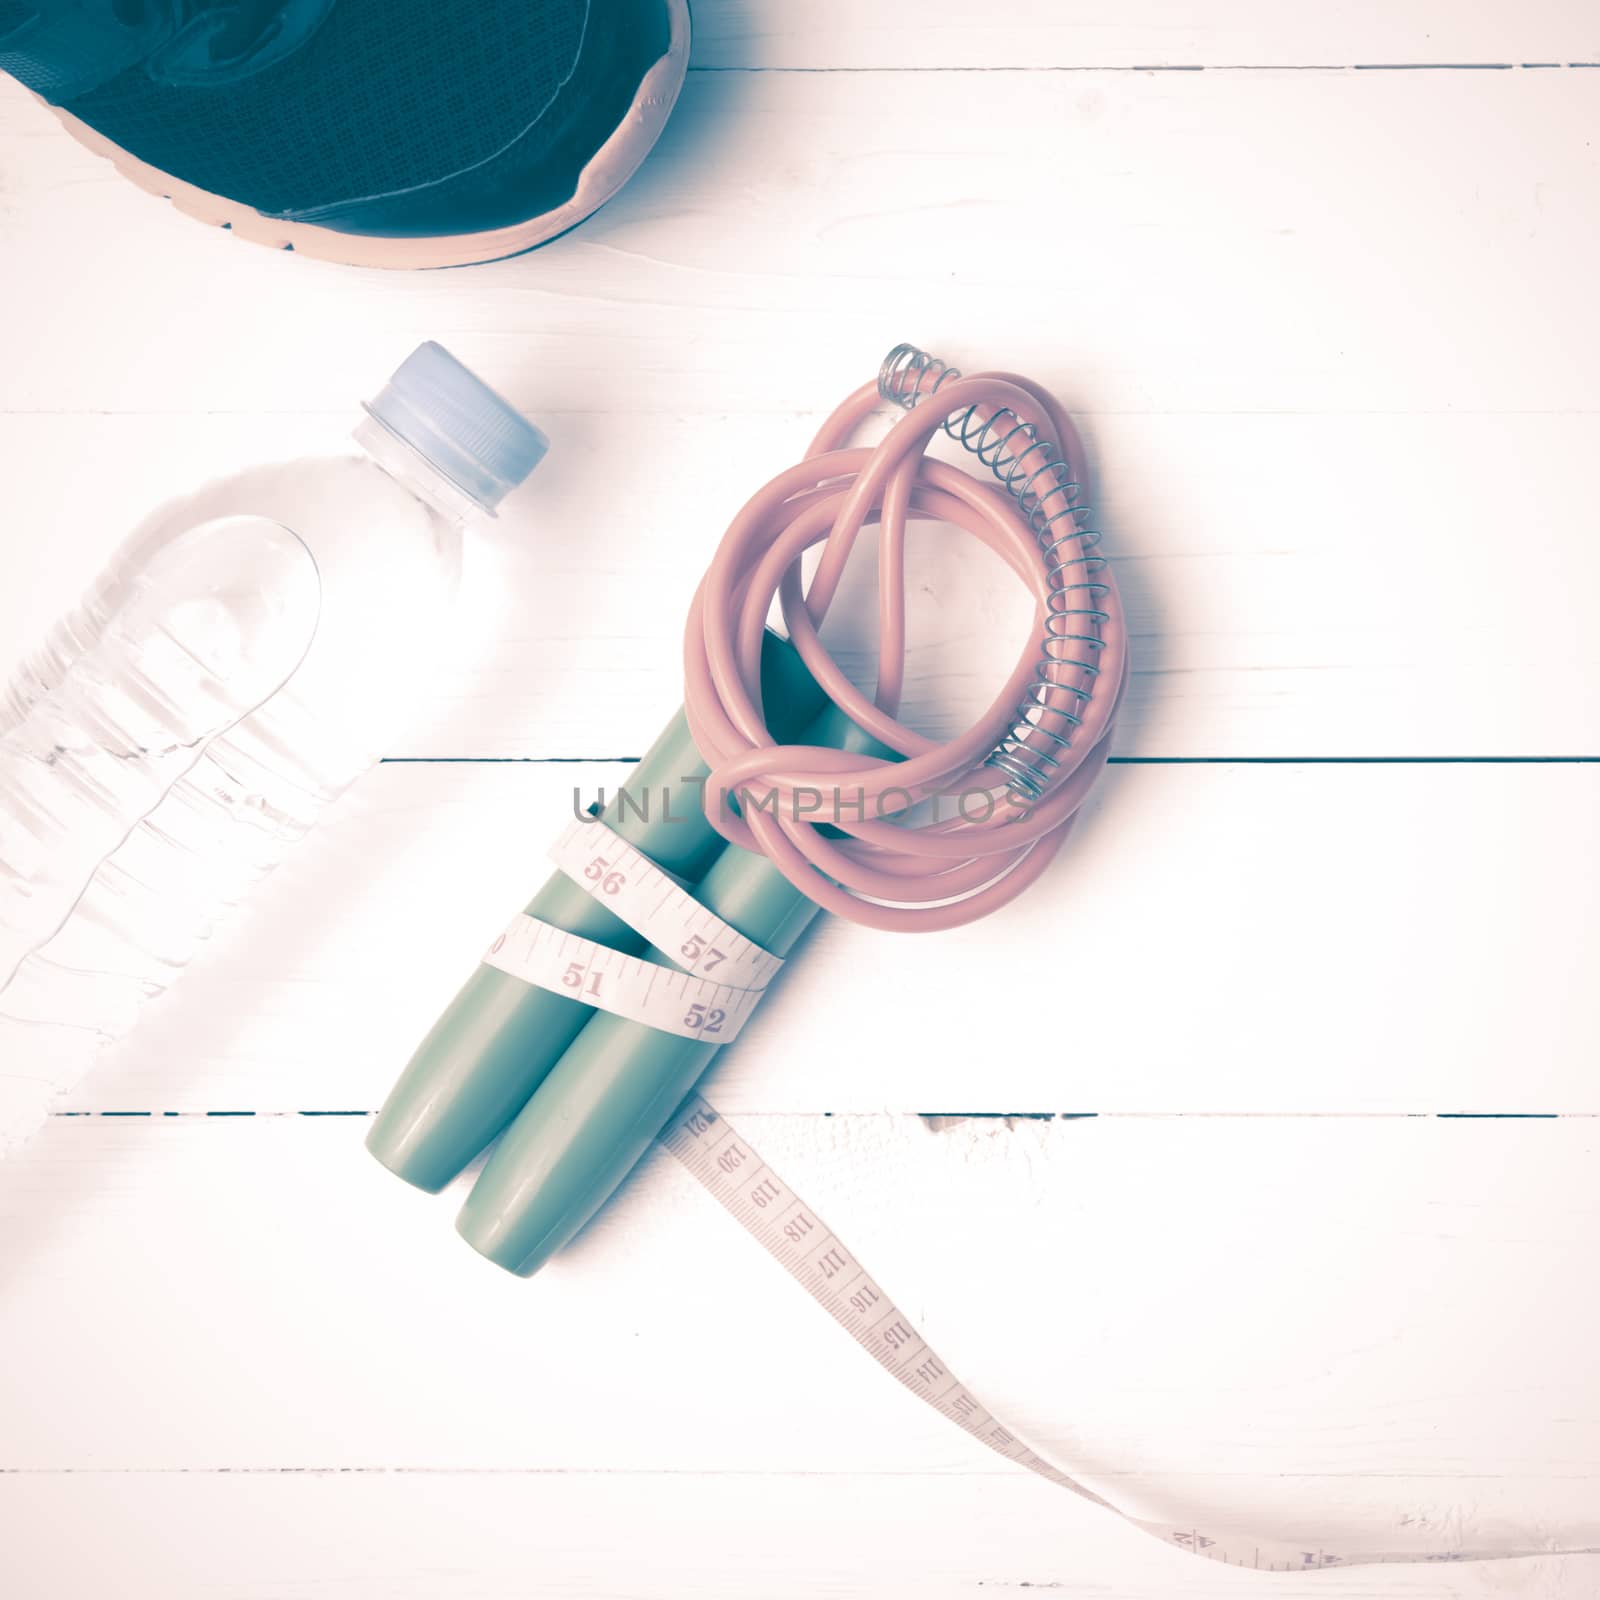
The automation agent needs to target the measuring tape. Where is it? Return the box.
[482,820,782,1042]
[545,818,784,994]
[497,819,1588,1572]
[662,1092,1578,1572]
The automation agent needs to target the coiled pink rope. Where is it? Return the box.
[684,368,1127,932]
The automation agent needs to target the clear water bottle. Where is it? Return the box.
[0,343,548,1150]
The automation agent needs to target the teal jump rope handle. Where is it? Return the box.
[455,709,889,1277]
[365,631,827,1193]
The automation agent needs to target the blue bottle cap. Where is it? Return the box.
[364,342,548,513]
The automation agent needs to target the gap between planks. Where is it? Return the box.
[46,1110,1589,1120]
[375,755,1600,765]
[689,62,1600,73]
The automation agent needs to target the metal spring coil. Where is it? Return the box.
[876,343,1108,803]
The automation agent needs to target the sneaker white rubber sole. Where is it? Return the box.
[40,0,690,269]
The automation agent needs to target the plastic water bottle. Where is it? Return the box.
[0,343,548,1149]
[0,514,321,991]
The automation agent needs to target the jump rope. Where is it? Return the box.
[372,346,1588,1571]
[683,343,1125,930]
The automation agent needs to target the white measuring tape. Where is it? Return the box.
[545,818,784,994]
[663,1092,1565,1572]
[493,820,1589,1571]
[482,820,782,1043]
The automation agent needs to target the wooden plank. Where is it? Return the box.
[694,2,1600,69]
[1,1474,1593,1600]
[1,1115,1595,1573]
[2,73,1595,421]
[9,759,1593,1120]
[3,406,1597,761]
[3,69,1596,756]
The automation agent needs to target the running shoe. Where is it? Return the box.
[0,0,689,266]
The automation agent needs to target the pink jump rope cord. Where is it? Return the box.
[683,357,1129,931]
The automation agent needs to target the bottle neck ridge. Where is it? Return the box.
[352,414,488,526]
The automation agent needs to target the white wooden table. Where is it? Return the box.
[2,5,1598,1596]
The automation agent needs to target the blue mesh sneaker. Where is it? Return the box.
[0,0,689,266]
